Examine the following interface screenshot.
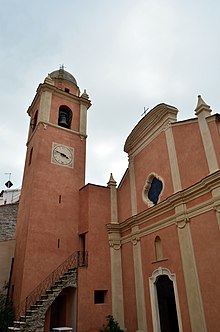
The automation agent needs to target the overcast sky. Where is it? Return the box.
[0,0,220,190]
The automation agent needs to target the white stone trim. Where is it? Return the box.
[142,173,164,207]
[132,227,148,332]
[129,157,137,215]
[38,90,52,123]
[165,125,182,192]
[110,245,125,329]
[149,267,183,332]
[176,211,207,331]
[198,115,218,173]
[79,103,88,136]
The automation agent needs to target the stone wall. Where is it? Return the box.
[0,202,18,241]
[0,202,18,289]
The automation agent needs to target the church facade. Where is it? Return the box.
[7,68,220,332]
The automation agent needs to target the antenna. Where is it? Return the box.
[4,173,13,188]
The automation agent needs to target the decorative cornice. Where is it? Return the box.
[115,170,220,236]
[124,103,178,156]
[107,223,121,233]
[26,121,87,146]
[27,82,91,116]
[214,206,220,213]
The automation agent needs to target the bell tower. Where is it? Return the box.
[11,67,91,307]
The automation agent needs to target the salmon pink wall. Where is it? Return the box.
[190,211,220,332]
[208,118,220,168]
[12,123,86,305]
[139,209,175,230]
[134,132,173,213]
[53,80,79,96]
[77,184,111,332]
[121,242,137,332]
[141,225,191,331]
[186,192,212,209]
[172,122,209,189]
[79,185,89,234]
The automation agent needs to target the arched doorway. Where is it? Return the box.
[156,275,179,331]
[149,267,183,332]
[44,287,76,331]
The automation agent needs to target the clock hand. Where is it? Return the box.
[55,151,69,159]
[60,152,69,159]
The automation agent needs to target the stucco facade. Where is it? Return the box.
[6,69,220,332]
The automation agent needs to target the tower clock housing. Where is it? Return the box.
[11,67,91,307]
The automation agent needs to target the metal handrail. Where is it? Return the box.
[15,250,88,319]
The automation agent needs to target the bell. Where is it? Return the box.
[59,112,69,128]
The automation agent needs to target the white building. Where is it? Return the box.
[0,189,21,205]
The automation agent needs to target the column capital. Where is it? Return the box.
[131,235,140,246]
[109,238,121,250]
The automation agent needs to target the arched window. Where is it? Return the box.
[31,110,38,131]
[58,106,72,129]
[142,173,163,207]
[28,147,33,166]
[155,236,163,261]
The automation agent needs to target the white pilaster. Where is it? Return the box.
[109,235,125,329]
[108,175,124,329]
[132,226,148,332]
[176,204,207,332]
[195,95,218,173]
[165,124,182,192]
[108,174,118,224]
[129,157,137,215]
[38,90,52,123]
[80,90,90,136]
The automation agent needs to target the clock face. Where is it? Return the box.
[52,143,74,167]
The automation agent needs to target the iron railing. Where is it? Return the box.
[15,250,88,319]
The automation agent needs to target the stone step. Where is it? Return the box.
[36,299,47,305]
[13,321,25,325]
[20,315,31,322]
[13,321,26,328]
[55,280,63,285]
[9,267,78,331]
[25,309,38,316]
[41,294,49,300]
[51,286,61,292]
[60,275,68,281]
[30,304,43,310]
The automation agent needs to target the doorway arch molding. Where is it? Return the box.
[149,267,183,332]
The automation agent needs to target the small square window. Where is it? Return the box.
[65,88,70,93]
[94,290,107,304]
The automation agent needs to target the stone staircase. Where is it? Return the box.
[8,251,87,332]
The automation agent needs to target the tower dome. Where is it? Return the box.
[49,67,77,86]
